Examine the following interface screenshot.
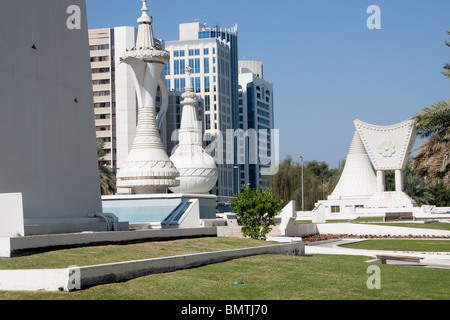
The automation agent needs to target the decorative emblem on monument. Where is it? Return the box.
[377,141,396,158]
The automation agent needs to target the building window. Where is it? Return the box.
[93,91,110,97]
[91,67,110,74]
[180,78,186,92]
[204,58,210,73]
[174,60,180,75]
[96,125,111,131]
[94,103,110,108]
[165,62,170,76]
[90,56,109,62]
[180,50,185,57]
[180,60,186,74]
[90,44,109,50]
[331,206,340,213]
[174,50,179,57]
[195,77,201,93]
[189,49,194,56]
[175,78,180,92]
[204,77,210,93]
[204,48,209,55]
[92,79,110,85]
[194,58,200,74]
[205,114,211,130]
[205,95,210,111]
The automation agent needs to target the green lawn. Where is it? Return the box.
[340,239,450,252]
[0,254,448,300]
[369,222,450,231]
[0,237,269,270]
[0,237,449,300]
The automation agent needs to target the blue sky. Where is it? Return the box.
[86,0,449,168]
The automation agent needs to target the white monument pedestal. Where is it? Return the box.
[364,191,417,209]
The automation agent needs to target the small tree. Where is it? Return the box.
[230,185,283,240]
[97,139,116,195]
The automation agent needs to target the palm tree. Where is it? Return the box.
[403,172,434,205]
[97,139,116,195]
[412,100,450,187]
[442,30,450,79]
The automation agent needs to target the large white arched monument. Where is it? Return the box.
[314,118,418,216]
[354,118,418,209]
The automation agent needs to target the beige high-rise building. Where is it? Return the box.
[89,28,117,168]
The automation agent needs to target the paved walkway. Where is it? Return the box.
[268,237,450,269]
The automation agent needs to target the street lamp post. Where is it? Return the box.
[297,155,304,212]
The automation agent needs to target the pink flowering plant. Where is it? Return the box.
[301,233,450,243]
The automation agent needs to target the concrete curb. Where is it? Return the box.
[0,227,218,257]
[0,242,305,292]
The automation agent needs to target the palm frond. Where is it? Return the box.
[412,100,450,138]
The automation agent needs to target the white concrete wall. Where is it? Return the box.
[0,269,69,292]
[114,26,137,171]
[0,193,25,237]
[0,1,102,221]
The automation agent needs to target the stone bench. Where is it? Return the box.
[376,254,423,265]
[383,212,415,222]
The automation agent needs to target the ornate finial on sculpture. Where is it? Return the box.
[186,66,193,77]
[138,0,152,24]
[185,66,193,90]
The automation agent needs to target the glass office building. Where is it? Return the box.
[165,23,239,199]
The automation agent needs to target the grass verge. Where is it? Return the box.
[339,239,450,252]
[0,253,448,300]
[367,222,450,231]
[0,237,270,270]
